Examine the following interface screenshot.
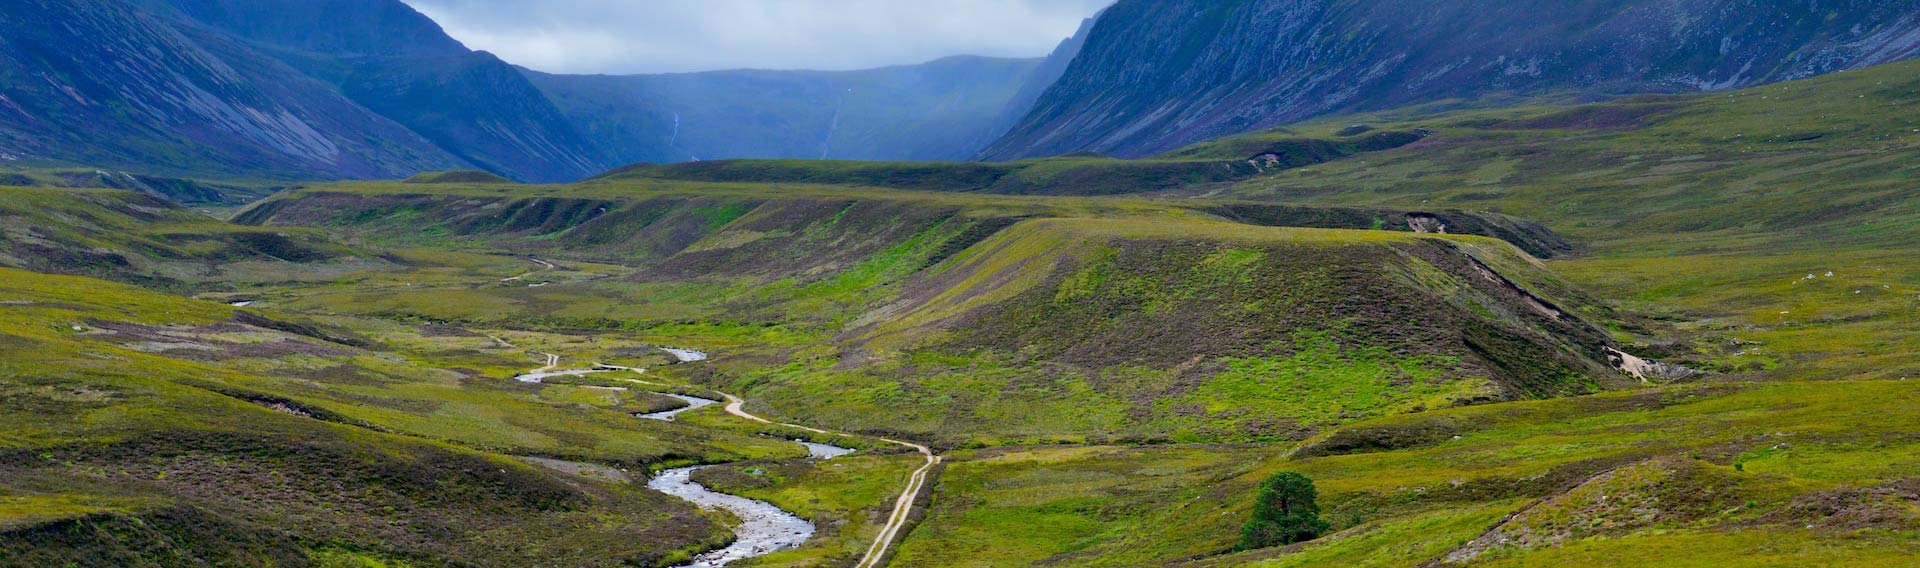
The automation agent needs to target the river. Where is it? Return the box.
[650,439,853,567]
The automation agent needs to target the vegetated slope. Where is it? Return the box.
[0,186,369,290]
[1183,57,1920,381]
[0,166,277,205]
[0,269,778,567]
[761,218,1626,444]
[595,127,1431,196]
[524,55,1045,165]
[888,376,1920,567]
[238,182,1637,445]
[980,0,1920,160]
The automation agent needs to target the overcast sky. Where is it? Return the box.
[400,0,1112,75]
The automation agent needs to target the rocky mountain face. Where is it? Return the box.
[980,0,1920,160]
[0,0,463,180]
[990,13,1101,138]
[526,55,1044,165]
[136,0,610,182]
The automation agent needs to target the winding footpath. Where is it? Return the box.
[506,344,939,567]
[499,256,556,283]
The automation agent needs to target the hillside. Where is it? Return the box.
[236,179,1638,446]
[1152,57,1920,383]
[0,186,374,290]
[593,126,1431,196]
[0,266,804,566]
[981,0,1920,160]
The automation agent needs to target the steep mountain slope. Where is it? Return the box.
[146,0,611,182]
[981,0,1920,160]
[526,56,1044,165]
[0,0,614,182]
[0,0,462,180]
[989,13,1100,143]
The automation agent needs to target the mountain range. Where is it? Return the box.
[6,0,1920,181]
[0,0,1067,182]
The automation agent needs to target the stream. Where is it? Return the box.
[512,368,608,383]
[662,347,709,362]
[637,393,718,421]
[651,439,854,567]
[506,347,868,567]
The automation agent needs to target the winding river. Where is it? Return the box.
[650,465,815,567]
[651,439,853,567]
[504,347,914,567]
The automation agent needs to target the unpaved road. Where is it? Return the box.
[500,256,556,282]
[716,393,941,568]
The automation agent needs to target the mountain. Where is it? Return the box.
[136,0,612,182]
[525,55,1045,165]
[980,0,1920,160]
[0,0,462,180]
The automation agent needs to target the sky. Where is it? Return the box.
[400,0,1112,75]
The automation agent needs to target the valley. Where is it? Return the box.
[3,1,1920,567]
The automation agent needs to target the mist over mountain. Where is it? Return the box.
[525,55,1046,165]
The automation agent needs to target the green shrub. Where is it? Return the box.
[1240,471,1331,550]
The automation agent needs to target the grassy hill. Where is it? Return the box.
[236,180,1636,448]
[1154,58,1920,384]
[0,186,375,291]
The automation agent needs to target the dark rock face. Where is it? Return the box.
[0,0,607,182]
[980,0,1920,160]
[150,0,611,182]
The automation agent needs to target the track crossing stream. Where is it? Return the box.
[510,346,932,567]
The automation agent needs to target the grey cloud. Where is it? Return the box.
[401,0,1112,74]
